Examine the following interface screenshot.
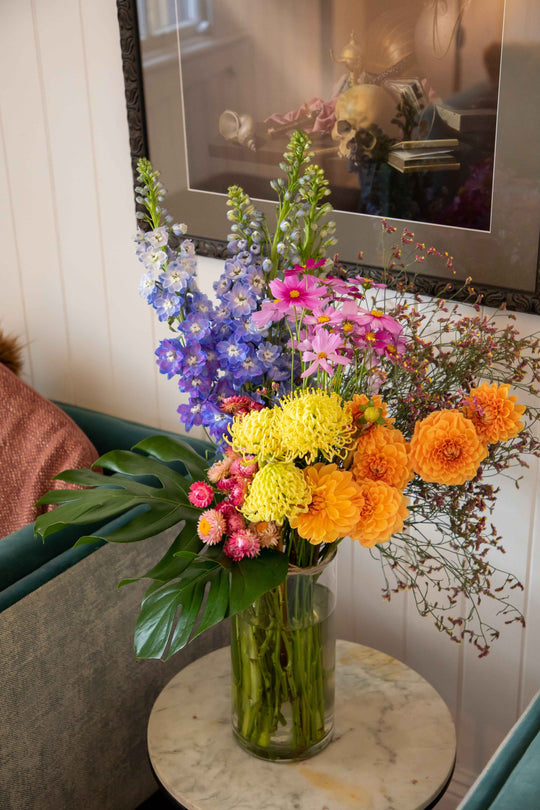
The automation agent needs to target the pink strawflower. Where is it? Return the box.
[197,509,226,545]
[300,331,351,378]
[227,511,247,533]
[215,501,238,519]
[224,529,261,561]
[188,481,214,508]
[269,273,326,315]
[220,396,252,415]
[207,457,233,483]
[228,478,248,507]
[230,456,258,479]
[216,476,236,492]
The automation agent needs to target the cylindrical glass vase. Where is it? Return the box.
[230,554,337,761]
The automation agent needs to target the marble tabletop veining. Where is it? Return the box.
[147,640,456,810]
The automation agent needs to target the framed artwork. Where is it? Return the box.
[117,0,540,313]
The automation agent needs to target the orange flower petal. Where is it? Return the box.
[410,409,488,485]
[290,463,364,545]
[462,382,525,444]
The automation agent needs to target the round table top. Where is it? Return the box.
[147,640,456,810]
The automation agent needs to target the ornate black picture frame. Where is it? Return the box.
[116,0,540,313]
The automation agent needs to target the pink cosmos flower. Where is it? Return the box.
[287,258,326,276]
[224,529,261,561]
[269,274,326,315]
[334,302,369,338]
[355,307,403,336]
[302,305,342,329]
[197,509,226,545]
[188,481,214,508]
[300,331,351,378]
[357,328,396,357]
[251,300,283,329]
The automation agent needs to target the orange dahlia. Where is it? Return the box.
[410,409,488,485]
[349,480,409,547]
[351,394,393,426]
[462,382,526,444]
[289,463,364,545]
[351,425,412,490]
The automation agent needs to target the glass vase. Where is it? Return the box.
[230,554,336,761]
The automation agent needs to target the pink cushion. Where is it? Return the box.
[0,364,99,537]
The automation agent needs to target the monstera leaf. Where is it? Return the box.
[34,435,289,659]
[130,545,288,659]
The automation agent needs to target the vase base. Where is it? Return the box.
[232,723,334,762]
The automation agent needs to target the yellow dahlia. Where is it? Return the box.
[274,389,354,463]
[289,463,364,545]
[229,407,282,461]
[351,425,412,490]
[349,479,409,547]
[410,409,488,485]
[462,382,526,444]
[241,461,311,524]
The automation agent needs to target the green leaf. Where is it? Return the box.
[34,491,141,539]
[229,550,289,615]
[55,468,157,497]
[95,449,190,492]
[118,522,202,589]
[131,547,288,660]
[133,435,209,481]
[134,582,184,659]
[166,581,206,658]
[192,567,229,640]
[36,489,97,506]
[53,468,108,487]
[82,502,199,544]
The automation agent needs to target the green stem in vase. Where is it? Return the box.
[231,559,335,761]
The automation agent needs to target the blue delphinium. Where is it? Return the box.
[134,137,336,444]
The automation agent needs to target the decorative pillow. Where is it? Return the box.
[0,362,99,537]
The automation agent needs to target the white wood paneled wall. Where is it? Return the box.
[1,2,539,807]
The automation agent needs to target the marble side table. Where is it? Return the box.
[147,640,456,810]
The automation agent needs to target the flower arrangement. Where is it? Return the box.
[35,130,540,668]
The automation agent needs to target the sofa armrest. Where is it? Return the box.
[458,691,540,809]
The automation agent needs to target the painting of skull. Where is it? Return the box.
[134,0,540,304]
[163,0,505,232]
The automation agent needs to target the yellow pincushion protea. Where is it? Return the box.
[229,407,282,461]
[241,461,311,524]
[274,389,354,463]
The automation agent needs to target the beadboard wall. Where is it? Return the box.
[1,2,539,806]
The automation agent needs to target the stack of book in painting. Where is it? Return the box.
[435,105,497,134]
[387,139,460,174]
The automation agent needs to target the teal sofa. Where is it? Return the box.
[0,404,227,810]
[457,690,540,809]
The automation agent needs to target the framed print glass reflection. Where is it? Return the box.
[118,0,540,312]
